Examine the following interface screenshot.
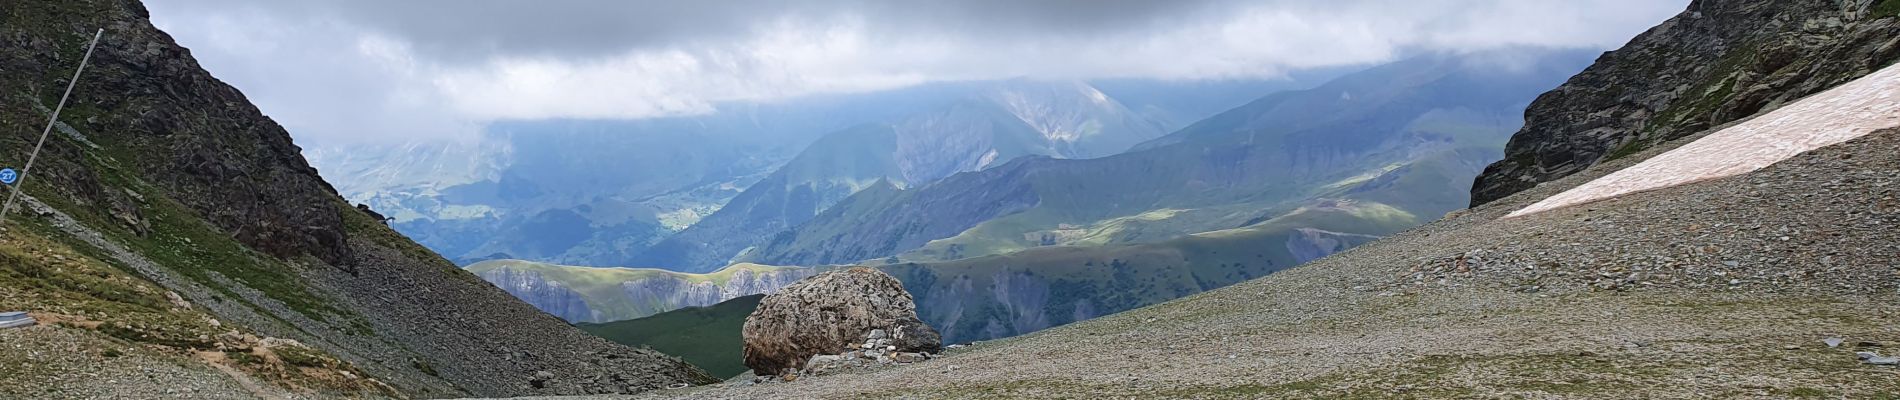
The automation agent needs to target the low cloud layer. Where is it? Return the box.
[146,0,1686,144]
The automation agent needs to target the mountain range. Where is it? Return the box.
[311,79,1330,269]
[588,1,1900,396]
[740,49,1595,268]
[498,48,1599,345]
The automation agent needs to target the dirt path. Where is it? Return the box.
[197,351,290,400]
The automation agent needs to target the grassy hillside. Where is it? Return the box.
[578,295,764,380]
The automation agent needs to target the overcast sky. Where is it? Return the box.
[145,0,1686,144]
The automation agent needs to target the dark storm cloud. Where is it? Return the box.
[155,0,1247,61]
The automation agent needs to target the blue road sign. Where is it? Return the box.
[0,168,15,185]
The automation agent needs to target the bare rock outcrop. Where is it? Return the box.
[741,267,941,376]
[1471,0,1900,206]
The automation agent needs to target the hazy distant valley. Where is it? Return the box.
[443,48,1600,346]
[309,78,1320,268]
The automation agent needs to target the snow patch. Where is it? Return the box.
[1510,63,1900,217]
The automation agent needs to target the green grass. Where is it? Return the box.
[1877,0,1900,17]
[276,345,333,368]
[7,119,347,322]
[577,294,763,379]
[0,223,223,349]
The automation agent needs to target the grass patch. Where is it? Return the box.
[411,359,439,377]
[578,294,763,379]
[276,346,333,368]
[1603,137,1655,162]
[226,350,264,366]
[1876,0,1900,17]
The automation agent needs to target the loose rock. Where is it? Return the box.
[742,267,942,376]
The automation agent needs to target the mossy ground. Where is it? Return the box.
[1876,0,1900,18]
[0,222,388,397]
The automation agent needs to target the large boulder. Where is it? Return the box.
[742,267,941,375]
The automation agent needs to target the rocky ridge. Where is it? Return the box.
[1471,0,1900,205]
[0,1,713,397]
[469,260,818,323]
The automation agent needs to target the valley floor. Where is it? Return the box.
[507,126,1900,399]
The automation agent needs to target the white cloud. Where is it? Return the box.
[145,0,1686,144]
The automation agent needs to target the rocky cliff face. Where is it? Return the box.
[476,266,598,322]
[1470,0,1900,205]
[617,268,820,320]
[0,1,711,397]
[470,260,819,323]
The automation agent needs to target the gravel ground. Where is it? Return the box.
[498,127,1900,399]
[0,324,296,399]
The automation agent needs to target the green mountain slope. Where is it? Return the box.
[467,259,813,323]
[742,49,1595,268]
[0,1,710,397]
[578,295,765,380]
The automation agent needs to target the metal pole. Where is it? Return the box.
[0,28,104,228]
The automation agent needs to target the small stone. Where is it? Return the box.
[867,329,886,340]
[886,345,897,351]
[1824,338,1846,348]
[892,352,924,363]
[805,354,842,369]
[1855,341,1884,348]
[1867,356,1900,366]
[1782,345,1801,350]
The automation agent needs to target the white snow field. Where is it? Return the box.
[1510,62,1900,217]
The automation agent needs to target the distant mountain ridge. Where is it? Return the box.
[638,80,1173,272]
[510,50,1597,347]
[314,79,1304,270]
[738,49,1596,269]
[467,259,816,323]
